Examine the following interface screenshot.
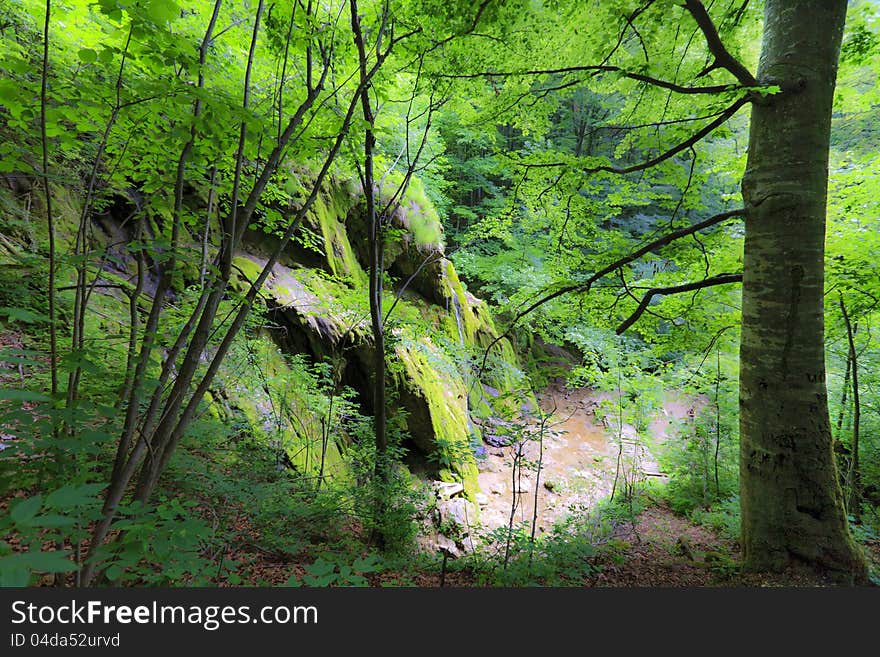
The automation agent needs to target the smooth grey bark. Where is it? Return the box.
[739,0,866,582]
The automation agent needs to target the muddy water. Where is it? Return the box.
[475,380,699,535]
[476,381,614,533]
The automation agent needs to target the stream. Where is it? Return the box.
[473,378,699,536]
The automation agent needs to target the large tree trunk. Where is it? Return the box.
[739,0,866,582]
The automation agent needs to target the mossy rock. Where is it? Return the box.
[344,177,449,305]
[394,332,480,501]
[233,178,528,501]
[304,185,366,285]
[232,253,370,350]
[220,333,347,482]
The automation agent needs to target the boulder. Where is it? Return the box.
[437,497,478,533]
[434,481,464,499]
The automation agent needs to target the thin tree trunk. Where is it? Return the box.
[503,441,523,570]
[110,0,223,492]
[702,427,709,507]
[610,366,624,502]
[713,349,721,498]
[117,218,146,409]
[317,385,335,491]
[839,295,860,520]
[528,404,548,567]
[39,0,57,403]
[66,26,134,413]
[40,0,63,588]
[351,0,388,469]
[738,0,866,582]
[835,345,851,436]
[133,0,266,500]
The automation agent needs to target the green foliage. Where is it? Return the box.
[689,495,741,542]
[1,0,878,588]
[0,483,104,585]
[93,498,215,586]
[346,421,421,556]
[288,553,384,587]
[461,519,598,587]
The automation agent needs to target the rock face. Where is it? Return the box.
[345,176,448,305]
[437,497,478,532]
[234,178,528,500]
[0,167,527,510]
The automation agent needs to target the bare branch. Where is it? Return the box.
[477,208,745,374]
[615,273,743,334]
[437,64,741,95]
[422,0,494,55]
[682,0,758,87]
[584,96,747,175]
[599,0,656,66]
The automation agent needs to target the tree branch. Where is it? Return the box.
[599,0,656,66]
[499,97,745,179]
[422,0,494,55]
[615,272,743,334]
[682,0,758,87]
[438,64,741,95]
[584,96,747,175]
[477,208,745,374]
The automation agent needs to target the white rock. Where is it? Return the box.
[437,497,477,530]
[436,534,461,557]
[434,481,464,499]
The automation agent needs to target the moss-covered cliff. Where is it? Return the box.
[233,178,529,499]
[0,173,529,503]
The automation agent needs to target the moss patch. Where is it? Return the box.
[307,186,366,286]
[394,332,480,501]
[380,174,443,250]
[442,260,480,345]
[221,334,347,482]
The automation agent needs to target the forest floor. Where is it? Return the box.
[227,497,866,587]
[226,379,869,587]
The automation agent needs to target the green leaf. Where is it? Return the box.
[0,349,43,366]
[352,554,383,574]
[26,550,77,573]
[305,558,337,577]
[45,483,106,510]
[343,574,368,587]
[0,567,30,586]
[105,564,123,581]
[77,48,98,64]
[0,550,76,575]
[144,0,180,23]
[32,514,78,529]
[10,496,42,526]
[98,46,117,64]
[0,389,51,403]
[0,307,48,323]
[303,573,336,586]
